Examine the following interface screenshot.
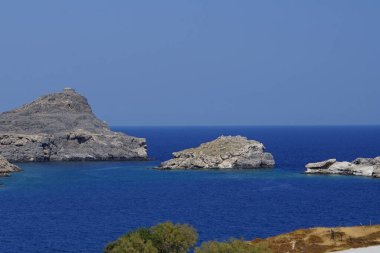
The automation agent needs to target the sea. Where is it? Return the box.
[1,126,380,253]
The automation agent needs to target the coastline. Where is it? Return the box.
[1,126,380,252]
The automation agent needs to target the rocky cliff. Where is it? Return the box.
[158,135,275,170]
[305,157,380,178]
[0,155,21,176]
[0,88,147,162]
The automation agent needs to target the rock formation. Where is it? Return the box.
[158,135,275,170]
[0,155,21,176]
[0,88,147,162]
[305,157,380,178]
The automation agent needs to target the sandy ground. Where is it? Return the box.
[335,245,380,252]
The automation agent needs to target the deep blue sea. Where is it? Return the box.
[1,126,380,253]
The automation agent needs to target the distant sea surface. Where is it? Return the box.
[1,126,380,253]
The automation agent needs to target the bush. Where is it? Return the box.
[194,239,272,253]
[104,222,198,253]
[150,222,198,253]
[104,230,157,253]
[104,222,270,253]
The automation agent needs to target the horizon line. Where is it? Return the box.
[110,124,380,127]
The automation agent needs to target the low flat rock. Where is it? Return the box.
[158,135,275,170]
[305,157,380,178]
[0,155,21,177]
[0,88,147,162]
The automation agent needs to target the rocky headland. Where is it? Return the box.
[0,88,147,162]
[0,155,21,177]
[305,157,380,178]
[158,135,275,170]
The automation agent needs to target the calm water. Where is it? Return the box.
[1,126,380,253]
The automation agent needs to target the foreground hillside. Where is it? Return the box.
[105,222,380,253]
[251,225,380,253]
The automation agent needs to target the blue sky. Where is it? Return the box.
[0,1,379,126]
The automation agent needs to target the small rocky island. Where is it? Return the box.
[305,157,380,178]
[158,135,275,170]
[0,88,147,162]
[0,155,21,177]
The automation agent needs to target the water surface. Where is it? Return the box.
[1,126,380,253]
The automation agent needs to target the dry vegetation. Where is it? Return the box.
[250,225,380,253]
[174,136,263,157]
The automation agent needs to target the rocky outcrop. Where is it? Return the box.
[0,88,147,162]
[158,135,275,170]
[0,155,21,176]
[305,157,380,178]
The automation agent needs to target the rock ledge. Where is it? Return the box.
[0,155,21,177]
[305,157,380,178]
[158,135,275,170]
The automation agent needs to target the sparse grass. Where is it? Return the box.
[176,136,261,157]
[250,225,380,253]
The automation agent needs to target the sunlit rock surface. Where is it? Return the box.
[158,135,275,170]
[306,157,380,178]
[0,88,147,162]
[0,155,21,176]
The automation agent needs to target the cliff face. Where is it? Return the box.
[0,88,147,162]
[158,135,275,170]
[305,157,380,178]
[0,155,21,176]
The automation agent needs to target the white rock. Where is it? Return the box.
[305,157,380,178]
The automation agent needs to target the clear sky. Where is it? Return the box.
[0,1,379,126]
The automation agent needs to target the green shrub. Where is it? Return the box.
[194,239,272,253]
[104,222,270,253]
[104,222,198,253]
[150,222,198,253]
[104,231,157,253]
